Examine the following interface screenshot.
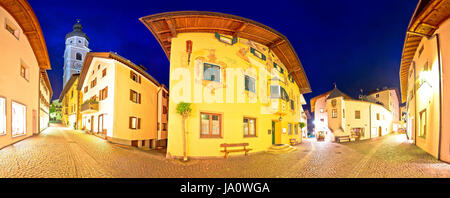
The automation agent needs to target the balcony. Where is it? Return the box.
[81,99,99,114]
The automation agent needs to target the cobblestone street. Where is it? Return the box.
[0,127,449,178]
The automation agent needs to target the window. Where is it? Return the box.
[290,99,294,110]
[343,109,345,118]
[243,117,256,137]
[332,109,337,118]
[200,113,221,138]
[214,32,237,45]
[163,106,167,114]
[288,74,294,83]
[99,87,108,101]
[76,53,82,61]
[102,68,107,77]
[130,90,141,104]
[84,86,88,93]
[250,47,266,61]
[376,94,379,98]
[377,113,380,120]
[355,110,361,119]
[288,123,292,135]
[5,18,19,39]
[129,117,141,129]
[90,78,97,88]
[20,65,29,81]
[130,71,141,83]
[273,63,284,74]
[0,97,6,135]
[71,90,74,98]
[12,101,26,137]
[244,75,256,92]
[203,63,220,82]
[270,85,289,101]
[419,109,427,138]
[162,123,167,131]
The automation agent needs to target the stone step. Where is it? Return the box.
[267,144,297,154]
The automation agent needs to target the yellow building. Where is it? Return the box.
[59,74,82,129]
[140,11,311,158]
[400,0,450,163]
[0,0,51,149]
[311,86,393,142]
[77,52,165,148]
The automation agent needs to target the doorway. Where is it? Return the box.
[378,126,382,137]
[98,114,104,135]
[90,115,94,133]
[272,120,282,145]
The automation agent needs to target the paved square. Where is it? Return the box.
[0,127,449,178]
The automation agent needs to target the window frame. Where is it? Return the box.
[355,110,361,119]
[129,116,141,130]
[332,109,338,118]
[203,63,221,83]
[243,117,257,138]
[11,101,27,137]
[244,75,256,93]
[130,89,141,104]
[200,112,222,138]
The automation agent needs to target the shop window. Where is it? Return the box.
[12,101,26,137]
[0,97,5,135]
[200,113,221,138]
[203,63,221,82]
[243,117,256,137]
[244,75,256,93]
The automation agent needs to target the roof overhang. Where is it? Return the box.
[399,0,450,103]
[59,74,79,100]
[0,0,51,69]
[77,52,161,91]
[139,11,311,94]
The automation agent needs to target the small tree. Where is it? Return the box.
[299,122,306,129]
[176,102,192,161]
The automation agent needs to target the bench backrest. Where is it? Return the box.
[220,143,249,147]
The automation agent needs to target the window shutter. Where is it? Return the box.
[262,54,266,61]
[232,37,237,45]
[138,76,141,83]
[138,93,141,104]
[105,86,108,99]
[130,71,133,79]
[137,118,141,129]
[250,47,255,54]
[99,90,102,101]
[130,90,133,101]
[215,32,220,40]
[129,117,132,129]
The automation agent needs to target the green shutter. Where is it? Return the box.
[215,32,220,40]
[232,37,238,45]
[262,54,266,61]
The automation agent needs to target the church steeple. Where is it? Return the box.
[62,19,91,87]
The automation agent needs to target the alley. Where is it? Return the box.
[0,127,449,178]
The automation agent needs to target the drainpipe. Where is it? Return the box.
[436,33,443,160]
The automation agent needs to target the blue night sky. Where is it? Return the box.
[28,0,418,110]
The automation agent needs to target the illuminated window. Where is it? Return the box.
[203,63,221,82]
[12,101,26,137]
[200,113,221,138]
[244,75,256,93]
[332,109,337,118]
[129,116,141,129]
[0,97,5,135]
[243,117,256,137]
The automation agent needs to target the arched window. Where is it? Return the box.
[76,53,82,60]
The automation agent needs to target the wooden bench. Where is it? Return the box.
[336,136,350,143]
[220,143,252,158]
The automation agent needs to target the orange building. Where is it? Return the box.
[0,0,52,149]
[400,0,450,163]
[77,52,168,148]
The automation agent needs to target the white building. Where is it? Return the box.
[63,20,90,87]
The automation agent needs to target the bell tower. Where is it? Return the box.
[63,20,90,87]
